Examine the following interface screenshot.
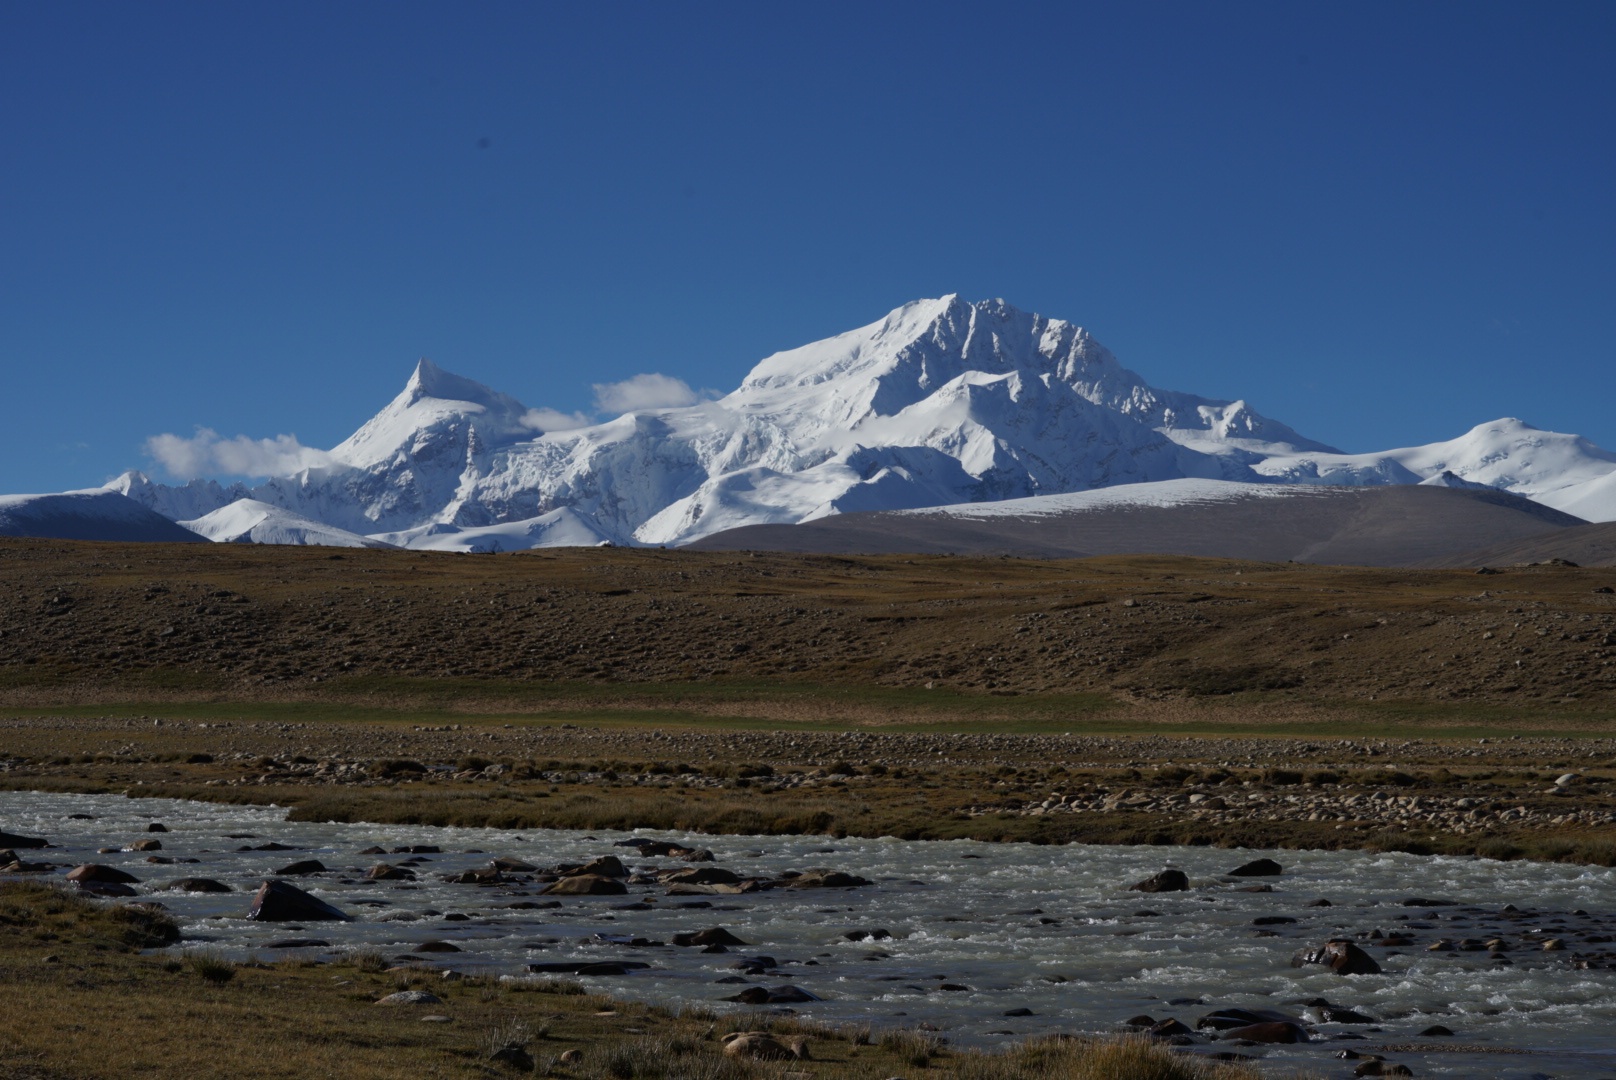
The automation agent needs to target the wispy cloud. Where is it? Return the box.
[521,407,592,432]
[144,428,331,479]
[592,373,699,414]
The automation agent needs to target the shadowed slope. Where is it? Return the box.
[688,483,1583,567]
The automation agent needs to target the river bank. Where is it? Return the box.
[5,716,1616,865]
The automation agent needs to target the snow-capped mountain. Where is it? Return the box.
[83,295,1616,548]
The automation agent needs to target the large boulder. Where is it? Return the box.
[540,874,627,896]
[1291,940,1382,976]
[366,863,415,880]
[1129,869,1189,893]
[0,831,48,849]
[66,863,140,884]
[166,878,232,893]
[247,879,353,922]
[1227,858,1283,877]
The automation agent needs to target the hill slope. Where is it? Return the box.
[689,480,1584,566]
[0,491,203,543]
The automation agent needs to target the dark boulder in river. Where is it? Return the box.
[166,878,232,893]
[1227,858,1283,877]
[1291,939,1382,976]
[1129,869,1190,893]
[541,874,627,896]
[274,860,326,876]
[1,831,49,849]
[1197,1008,1301,1031]
[673,927,749,947]
[247,879,352,922]
[66,863,139,884]
[1225,1020,1308,1043]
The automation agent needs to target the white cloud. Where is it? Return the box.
[521,407,593,432]
[144,428,331,479]
[592,373,699,414]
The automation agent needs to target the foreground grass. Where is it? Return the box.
[0,881,1270,1080]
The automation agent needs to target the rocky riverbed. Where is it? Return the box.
[7,791,1616,1079]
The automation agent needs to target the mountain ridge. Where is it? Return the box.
[61,295,1616,550]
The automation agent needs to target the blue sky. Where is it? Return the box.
[2,2,1613,492]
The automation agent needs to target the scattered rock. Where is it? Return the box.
[376,990,444,1006]
[784,869,871,889]
[166,878,232,893]
[0,831,48,849]
[130,839,163,852]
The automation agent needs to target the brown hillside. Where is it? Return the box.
[2,538,1614,716]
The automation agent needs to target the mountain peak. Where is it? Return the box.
[403,358,515,410]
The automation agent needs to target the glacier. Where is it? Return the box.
[83,295,1616,549]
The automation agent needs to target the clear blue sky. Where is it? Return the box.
[3,2,1613,492]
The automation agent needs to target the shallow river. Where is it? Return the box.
[5,790,1616,1079]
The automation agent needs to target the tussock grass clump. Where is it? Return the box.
[878,1027,943,1068]
[344,946,388,973]
[183,949,236,985]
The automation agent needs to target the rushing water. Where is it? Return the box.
[5,790,1616,1079]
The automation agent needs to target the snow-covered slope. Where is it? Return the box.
[368,507,614,552]
[893,478,1337,518]
[1254,418,1616,507]
[76,296,1616,549]
[0,490,204,542]
[180,499,394,548]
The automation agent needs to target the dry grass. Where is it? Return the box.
[1,538,1613,724]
